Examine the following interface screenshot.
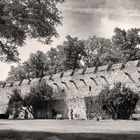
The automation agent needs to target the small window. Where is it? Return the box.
[89,86,91,91]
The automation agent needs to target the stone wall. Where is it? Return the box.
[0,60,140,119]
[45,60,140,119]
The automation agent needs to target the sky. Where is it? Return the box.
[1,0,140,80]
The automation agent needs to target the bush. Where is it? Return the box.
[7,88,23,119]
[85,96,109,120]
[7,83,54,119]
[23,84,54,119]
[96,83,139,120]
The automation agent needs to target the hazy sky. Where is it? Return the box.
[1,0,140,80]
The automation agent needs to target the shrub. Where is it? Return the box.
[85,96,109,120]
[7,83,54,119]
[7,88,23,119]
[96,83,139,120]
[23,84,54,119]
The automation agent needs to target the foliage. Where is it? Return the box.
[63,35,86,70]
[0,80,5,86]
[83,36,118,67]
[7,34,89,80]
[85,96,108,120]
[54,35,86,71]
[112,27,140,62]
[7,50,49,81]
[46,36,87,72]
[46,47,61,74]
[7,27,140,81]
[7,88,23,119]
[96,83,139,120]
[83,28,140,67]
[0,0,64,62]
[28,50,49,78]
[7,65,27,82]
[24,84,54,119]
[7,84,54,119]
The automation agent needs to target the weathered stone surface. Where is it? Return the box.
[5,82,12,87]
[13,81,21,87]
[74,69,84,75]
[111,63,123,70]
[30,78,40,87]
[22,79,30,85]
[85,67,95,74]
[0,60,140,119]
[63,70,73,77]
[53,73,61,79]
[125,60,139,68]
[98,65,108,72]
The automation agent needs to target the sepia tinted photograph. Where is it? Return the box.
[0,0,140,139]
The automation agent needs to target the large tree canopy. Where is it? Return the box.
[6,27,140,82]
[28,50,49,78]
[0,0,64,62]
[7,50,49,81]
[112,27,140,62]
[62,35,86,70]
[83,36,117,67]
[46,36,86,72]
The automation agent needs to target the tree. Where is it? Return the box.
[45,36,87,72]
[96,83,139,120]
[46,45,68,73]
[24,84,54,119]
[22,61,32,81]
[83,36,119,67]
[7,65,27,82]
[0,80,5,85]
[46,47,60,74]
[112,27,140,62]
[7,88,23,119]
[7,84,54,119]
[28,50,49,78]
[58,35,86,70]
[7,50,49,81]
[0,0,64,62]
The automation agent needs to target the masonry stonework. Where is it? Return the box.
[0,60,140,119]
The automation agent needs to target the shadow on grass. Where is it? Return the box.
[0,130,140,140]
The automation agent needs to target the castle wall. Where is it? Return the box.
[48,60,140,119]
[0,60,140,119]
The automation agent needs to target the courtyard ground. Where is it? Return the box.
[0,119,140,139]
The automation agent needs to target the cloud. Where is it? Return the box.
[61,6,140,19]
[64,0,140,10]
[62,0,140,19]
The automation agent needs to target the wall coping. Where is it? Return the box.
[1,60,140,88]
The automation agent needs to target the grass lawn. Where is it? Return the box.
[0,119,140,139]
